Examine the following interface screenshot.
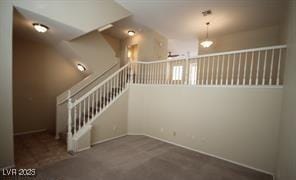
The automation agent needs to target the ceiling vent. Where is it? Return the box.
[202,10,212,16]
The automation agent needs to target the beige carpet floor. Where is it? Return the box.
[14,131,70,168]
[36,135,272,180]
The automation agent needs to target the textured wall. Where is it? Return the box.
[13,36,85,134]
[276,1,296,180]
[0,1,14,168]
[128,85,283,174]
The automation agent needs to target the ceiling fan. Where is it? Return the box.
[168,51,179,59]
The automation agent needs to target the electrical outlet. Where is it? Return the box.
[173,131,176,136]
[113,126,117,131]
[160,128,164,133]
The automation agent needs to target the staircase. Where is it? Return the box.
[58,87,122,143]
[65,63,131,151]
[59,45,286,152]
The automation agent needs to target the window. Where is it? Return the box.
[189,63,197,85]
[172,65,183,80]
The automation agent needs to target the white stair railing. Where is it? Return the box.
[67,63,131,151]
[66,45,286,151]
[132,45,287,86]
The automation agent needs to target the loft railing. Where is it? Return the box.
[66,45,286,152]
[132,45,286,86]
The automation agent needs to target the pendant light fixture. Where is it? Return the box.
[200,22,213,48]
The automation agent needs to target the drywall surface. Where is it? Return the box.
[128,85,283,174]
[69,31,119,73]
[0,1,14,168]
[13,36,85,133]
[102,33,122,58]
[91,90,129,145]
[122,28,168,64]
[13,0,130,36]
[199,25,282,55]
[276,1,296,180]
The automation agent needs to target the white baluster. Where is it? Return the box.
[162,63,165,84]
[98,88,101,113]
[216,56,219,85]
[78,103,81,129]
[249,51,254,85]
[197,58,201,85]
[157,63,160,84]
[141,64,144,84]
[153,63,156,84]
[237,53,242,85]
[83,99,86,125]
[138,64,141,84]
[231,54,235,85]
[269,49,275,85]
[178,61,181,84]
[125,66,128,87]
[74,105,77,133]
[149,64,152,84]
[102,85,105,109]
[96,90,99,112]
[256,51,261,85]
[67,98,73,151]
[243,52,247,85]
[117,73,119,94]
[92,93,95,117]
[226,55,230,85]
[262,50,267,85]
[221,55,225,85]
[169,62,172,84]
[185,57,189,85]
[148,64,151,84]
[276,49,282,85]
[206,57,210,85]
[110,78,113,100]
[87,96,90,121]
[211,57,214,85]
[137,63,140,84]
[144,64,146,84]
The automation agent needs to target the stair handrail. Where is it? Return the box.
[57,61,119,105]
[72,63,130,107]
[137,44,287,64]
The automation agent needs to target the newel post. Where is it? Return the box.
[67,91,73,152]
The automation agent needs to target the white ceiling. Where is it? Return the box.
[115,0,287,39]
[13,8,82,46]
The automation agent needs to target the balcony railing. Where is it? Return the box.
[132,45,286,86]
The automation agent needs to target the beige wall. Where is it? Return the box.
[13,0,130,36]
[276,1,296,180]
[69,31,119,73]
[102,33,122,58]
[128,85,283,174]
[121,28,168,65]
[56,31,121,137]
[75,86,128,152]
[13,36,85,134]
[0,1,14,168]
[199,25,282,55]
[91,90,129,145]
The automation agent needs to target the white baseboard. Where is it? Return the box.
[127,133,274,177]
[76,146,91,153]
[91,134,127,146]
[14,129,47,136]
